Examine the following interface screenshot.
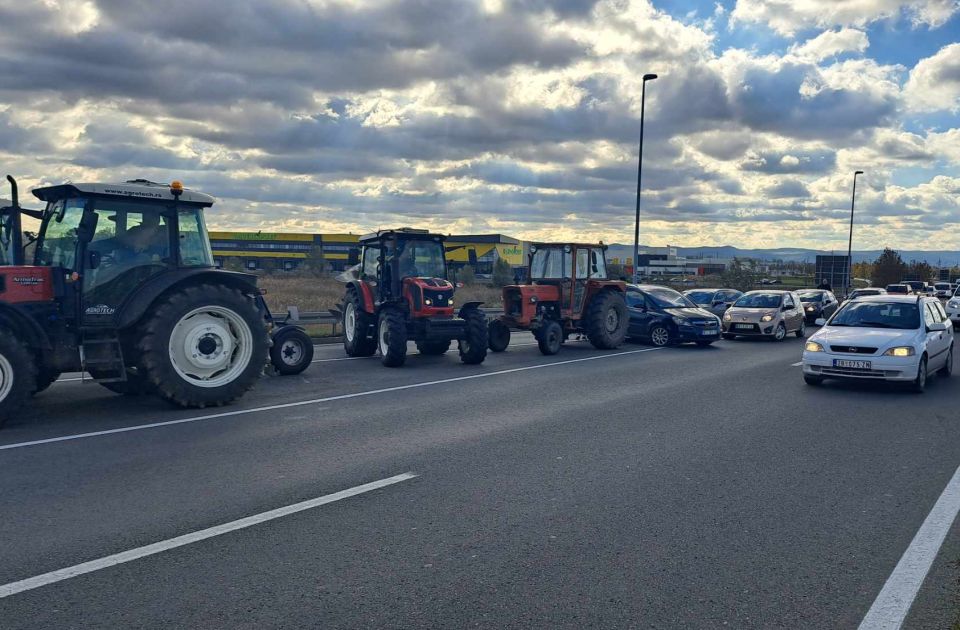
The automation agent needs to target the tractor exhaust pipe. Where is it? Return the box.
[5,175,18,208]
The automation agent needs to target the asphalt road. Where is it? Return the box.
[1,330,959,628]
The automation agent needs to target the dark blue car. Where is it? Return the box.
[626,284,723,347]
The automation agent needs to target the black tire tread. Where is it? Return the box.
[379,308,408,367]
[343,288,377,357]
[585,290,628,349]
[271,327,315,375]
[458,308,488,364]
[0,331,37,427]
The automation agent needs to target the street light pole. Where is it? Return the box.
[846,170,864,298]
[633,73,657,284]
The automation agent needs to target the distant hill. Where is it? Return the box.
[605,244,960,266]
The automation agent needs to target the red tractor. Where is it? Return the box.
[337,228,487,367]
[487,242,629,355]
[0,175,287,428]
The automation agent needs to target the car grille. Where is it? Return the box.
[816,366,900,378]
[828,345,878,355]
[692,320,718,328]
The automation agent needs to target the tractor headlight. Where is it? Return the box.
[884,346,915,357]
[449,298,453,307]
[530,296,538,304]
[760,313,774,322]
[804,341,824,352]
[425,298,432,306]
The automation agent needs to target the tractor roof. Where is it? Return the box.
[32,179,215,206]
[529,242,608,250]
[358,228,446,244]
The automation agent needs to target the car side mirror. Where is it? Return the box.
[929,322,947,332]
[815,318,826,326]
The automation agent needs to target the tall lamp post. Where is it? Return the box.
[632,73,658,284]
[845,170,864,298]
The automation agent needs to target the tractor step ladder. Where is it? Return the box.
[79,330,128,383]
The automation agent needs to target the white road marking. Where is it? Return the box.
[0,472,417,599]
[2,347,663,451]
[791,361,804,367]
[858,463,960,630]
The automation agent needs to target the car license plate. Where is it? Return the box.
[702,329,718,336]
[734,324,753,330]
[834,359,871,369]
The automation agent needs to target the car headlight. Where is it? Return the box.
[884,346,916,357]
[760,313,774,322]
[806,306,815,312]
[949,300,960,309]
[804,341,824,352]
[723,312,732,321]
[672,316,688,326]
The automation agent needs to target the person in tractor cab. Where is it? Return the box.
[124,213,166,261]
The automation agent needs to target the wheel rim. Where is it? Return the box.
[652,327,668,346]
[605,307,620,333]
[775,324,785,340]
[378,318,389,356]
[280,338,304,366]
[0,352,13,402]
[168,306,254,388]
[344,302,356,341]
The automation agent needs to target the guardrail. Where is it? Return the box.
[281,306,503,339]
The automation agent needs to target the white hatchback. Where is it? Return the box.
[947,287,960,326]
[801,295,954,392]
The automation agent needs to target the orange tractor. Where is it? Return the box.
[487,242,629,355]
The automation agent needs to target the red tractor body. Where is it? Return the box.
[1,266,57,303]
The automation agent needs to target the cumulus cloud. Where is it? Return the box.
[790,28,870,61]
[904,43,960,112]
[731,0,959,36]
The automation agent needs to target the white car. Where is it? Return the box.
[802,295,954,392]
[934,282,953,298]
[947,287,960,325]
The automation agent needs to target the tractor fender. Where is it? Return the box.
[0,302,51,349]
[458,302,483,317]
[116,269,260,330]
[346,280,375,314]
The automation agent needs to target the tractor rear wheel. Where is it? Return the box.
[343,289,377,357]
[0,331,36,428]
[488,319,511,352]
[378,308,408,367]
[270,327,314,375]
[33,366,61,395]
[416,339,451,355]
[537,320,563,355]
[585,291,629,350]
[139,284,269,408]
[458,308,488,365]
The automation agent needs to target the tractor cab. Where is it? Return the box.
[358,228,453,316]
[489,242,628,355]
[30,179,216,326]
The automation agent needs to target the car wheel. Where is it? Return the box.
[795,321,806,338]
[803,374,823,386]
[939,346,953,377]
[911,357,928,393]
[649,325,671,347]
[773,323,786,341]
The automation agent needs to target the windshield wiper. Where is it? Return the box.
[856,321,900,329]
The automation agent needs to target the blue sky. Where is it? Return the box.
[0,0,958,249]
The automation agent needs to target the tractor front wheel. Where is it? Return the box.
[343,289,377,357]
[488,319,511,352]
[537,320,563,355]
[139,284,269,408]
[416,339,451,355]
[458,308,488,365]
[585,291,629,350]
[0,331,36,428]
[378,308,408,367]
[270,327,315,375]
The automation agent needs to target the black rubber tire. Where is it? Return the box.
[695,341,714,347]
[416,339,451,355]
[488,319,511,352]
[139,284,269,408]
[458,308,488,365]
[795,321,806,338]
[537,320,563,355]
[722,333,736,340]
[648,325,672,347]
[378,308,408,367]
[585,290,629,350]
[939,345,953,377]
[91,368,154,396]
[803,374,823,386]
[911,357,928,393]
[33,366,61,395]
[270,327,315,375]
[0,331,36,428]
[343,288,377,357]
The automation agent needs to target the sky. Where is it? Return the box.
[0,0,959,250]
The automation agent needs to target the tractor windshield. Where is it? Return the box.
[396,239,446,279]
[530,247,569,279]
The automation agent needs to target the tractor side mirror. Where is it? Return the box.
[76,211,99,243]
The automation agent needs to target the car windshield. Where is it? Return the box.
[645,287,696,309]
[798,292,822,302]
[396,239,446,279]
[828,301,920,329]
[734,293,781,308]
[685,290,714,305]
